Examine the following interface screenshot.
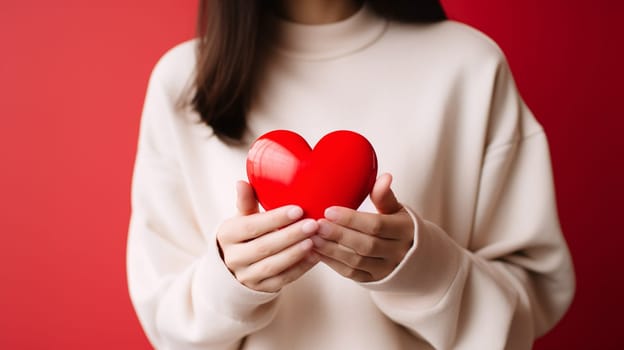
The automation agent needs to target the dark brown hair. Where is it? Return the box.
[192,0,447,144]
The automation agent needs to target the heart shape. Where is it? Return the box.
[246,130,378,219]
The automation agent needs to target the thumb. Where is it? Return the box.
[370,173,402,214]
[236,180,259,216]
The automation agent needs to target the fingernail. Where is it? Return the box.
[287,206,303,220]
[317,221,330,238]
[310,235,324,247]
[324,208,338,221]
[301,219,318,234]
[300,238,313,250]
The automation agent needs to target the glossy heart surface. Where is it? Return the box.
[246,130,378,219]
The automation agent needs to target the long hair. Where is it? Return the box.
[192,0,447,144]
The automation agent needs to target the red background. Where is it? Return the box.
[1,0,622,348]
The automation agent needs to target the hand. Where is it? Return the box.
[311,173,414,282]
[216,181,320,292]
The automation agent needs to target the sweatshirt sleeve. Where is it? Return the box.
[126,46,280,350]
[358,55,576,349]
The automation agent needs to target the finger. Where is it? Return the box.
[323,206,411,240]
[255,252,321,293]
[236,181,258,215]
[227,219,318,268]
[370,173,402,214]
[237,238,314,286]
[220,204,304,243]
[311,235,387,272]
[316,219,394,257]
[318,254,373,283]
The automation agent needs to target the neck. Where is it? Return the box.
[272,0,363,24]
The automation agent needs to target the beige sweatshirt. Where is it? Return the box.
[126,3,575,349]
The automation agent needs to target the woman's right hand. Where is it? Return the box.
[216,181,320,292]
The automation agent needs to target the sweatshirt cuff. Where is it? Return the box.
[192,233,280,321]
[358,206,462,298]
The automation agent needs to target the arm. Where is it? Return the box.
[126,52,317,349]
[312,57,575,349]
[366,131,573,349]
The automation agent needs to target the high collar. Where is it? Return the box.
[263,2,389,60]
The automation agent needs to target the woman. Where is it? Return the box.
[126,0,575,349]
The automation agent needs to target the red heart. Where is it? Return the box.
[246,130,378,219]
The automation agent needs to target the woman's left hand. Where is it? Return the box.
[311,173,415,282]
